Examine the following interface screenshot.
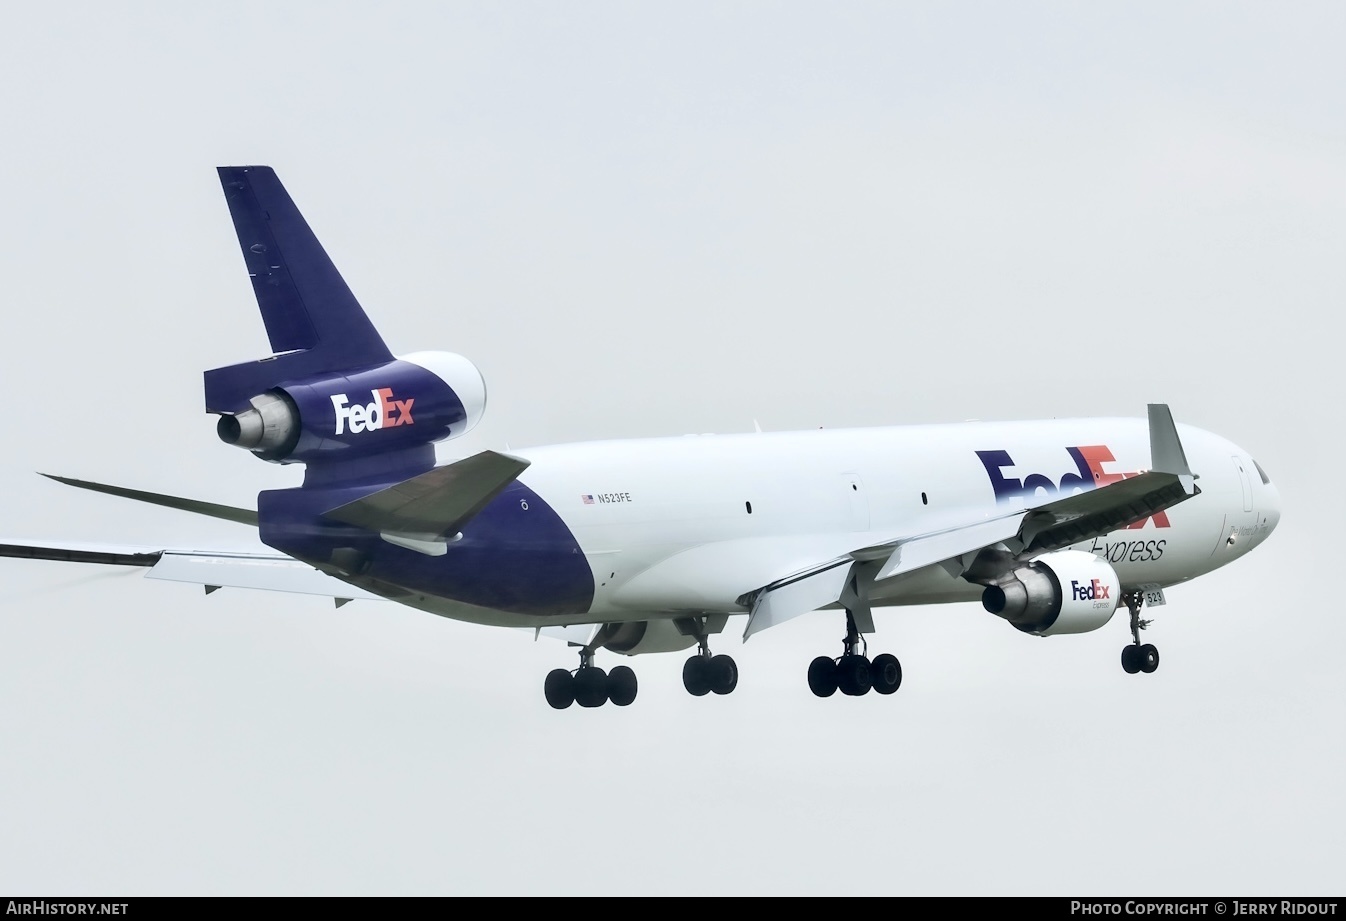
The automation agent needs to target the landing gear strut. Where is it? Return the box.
[544,647,639,709]
[682,633,738,697]
[808,610,902,698]
[1119,590,1160,675]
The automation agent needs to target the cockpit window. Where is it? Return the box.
[1253,460,1271,485]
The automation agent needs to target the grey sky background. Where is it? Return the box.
[0,2,1341,895]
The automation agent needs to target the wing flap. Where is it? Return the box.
[743,562,854,640]
[146,551,382,600]
[875,514,1026,581]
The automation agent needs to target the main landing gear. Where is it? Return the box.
[543,630,739,708]
[681,634,738,697]
[1119,589,1160,675]
[807,610,902,698]
[544,648,638,710]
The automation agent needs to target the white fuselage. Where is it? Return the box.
[508,417,1278,623]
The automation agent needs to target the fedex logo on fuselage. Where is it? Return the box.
[331,388,415,434]
[975,445,1170,529]
[1072,579,1110,602]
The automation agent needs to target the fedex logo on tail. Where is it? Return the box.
[331,388,415,434]
[975,445,1170,529]
[1072,579,1111,602]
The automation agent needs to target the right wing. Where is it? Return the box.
[742,404,1200,638]
[0,539,380,604]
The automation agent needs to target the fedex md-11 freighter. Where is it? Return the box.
[0,167,1281,709]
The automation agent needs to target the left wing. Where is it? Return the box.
[0,539,380,604]
[742,404,1199,639]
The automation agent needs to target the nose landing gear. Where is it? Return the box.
[1119,589,1159,675]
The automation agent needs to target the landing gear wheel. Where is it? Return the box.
[1121,644,1142,674]
[708,655,738,695]
[544,668,575,709]
[1138,643,1160,674]
[682,655,711,697]
[837,654,873,696]
[870,653,902,695]
[608,665,638,706]
[808,656,838,698]
[574,666,609,708]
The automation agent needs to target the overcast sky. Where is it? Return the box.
[0,1,1341,896]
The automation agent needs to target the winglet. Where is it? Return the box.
[1147,404,1197,493]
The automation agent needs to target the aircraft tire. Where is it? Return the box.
[608,665,638,706]
[682,656,711,697]
[807,656,838,698]
[870,653,902,695]
[575,666,609,708]
[544,668,575,709]
[837,654,873,696]
[1138,644,1160,674]
[708,655,738,695]
[1121,644,1142,674]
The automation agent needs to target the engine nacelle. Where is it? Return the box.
[215,351,486,463]
[595,620,699,657]
[981,549,1121,636]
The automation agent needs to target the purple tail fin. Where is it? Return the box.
[205,166,393,413]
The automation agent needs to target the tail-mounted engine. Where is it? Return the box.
[214,351,486,464]
[981,549,1121,636]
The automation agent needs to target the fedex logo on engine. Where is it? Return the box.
[975,445,1170,529]
[1071,579,1111,602]
[331,388,415,434]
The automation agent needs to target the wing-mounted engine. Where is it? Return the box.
[980,549,1121,636]
[215,351,486,464]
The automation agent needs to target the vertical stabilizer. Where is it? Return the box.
[206,166,394,412]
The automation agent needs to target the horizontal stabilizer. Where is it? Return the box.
[323,450,531,551]
[41,474,258,526]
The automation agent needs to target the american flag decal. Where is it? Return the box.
[581,494,594,505]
